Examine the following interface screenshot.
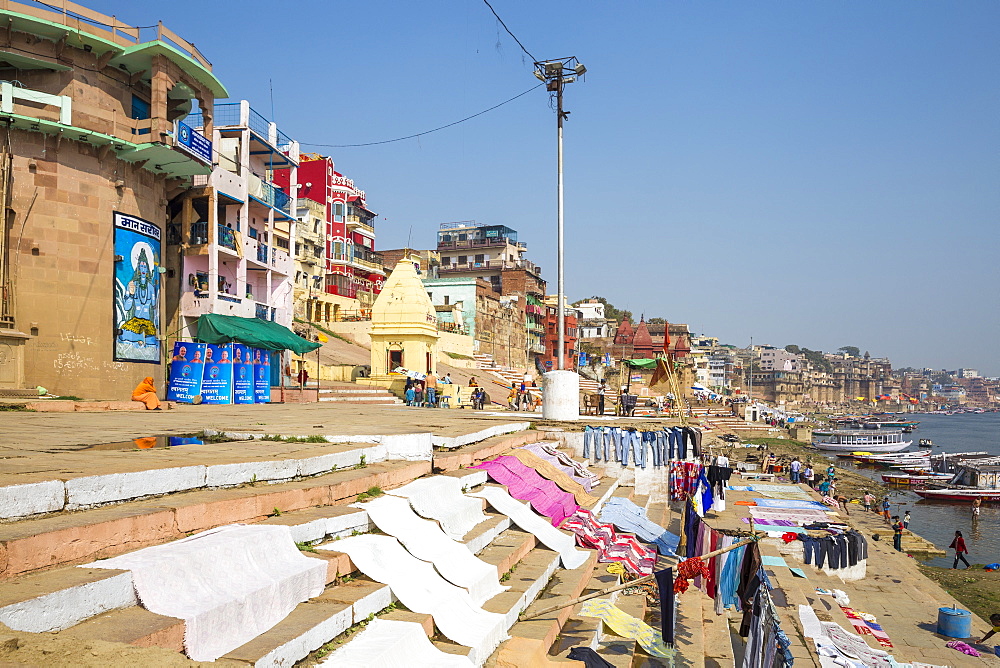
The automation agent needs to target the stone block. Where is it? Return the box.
[380,432,433,461]
[65,466,207,508]
[205,460,300,487]
[0,569,136,633]
[0,480,65,520]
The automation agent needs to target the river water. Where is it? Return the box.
[831,412,1000,567]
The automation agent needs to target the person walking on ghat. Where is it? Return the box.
[597,380,607,415]
[903,510,911,529]
[950,530,970,569]
[863,492,875,512]
[882,496,891,522]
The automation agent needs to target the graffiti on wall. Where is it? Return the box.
[113,212,161,364]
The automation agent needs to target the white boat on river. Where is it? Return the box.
[812,428,913,453]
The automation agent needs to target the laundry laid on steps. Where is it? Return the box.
[387,475,489,540]
[502,448,599,505]
[519,442,600,491]
[468,485,590,570]
[88,524,327,662]
[355,494,508,606]
[321,618,475,668]
[598,496,680,556]
[579,598,675,659]
[582,425,703,465]
[562,508,655,575]
[319,534,507,665]
[471,456,579,526]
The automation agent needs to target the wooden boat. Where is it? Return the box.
[850,450,930,463]
[914,488,1000,503]
[881,472,953,486]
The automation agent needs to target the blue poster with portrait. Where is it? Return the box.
[233,344,255,404]
[166,341,206,403]
[201,343,234,404]
[253,348,270,403]
[113,212,161,363]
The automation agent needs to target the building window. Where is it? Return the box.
[474,254,484,264]
[444,296,449,305]
[131,95,150,135]
[388,349,403,369]
[458,255,467,265]
[334,202,344,222]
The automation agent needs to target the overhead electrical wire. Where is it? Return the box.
[299,83,543,148]
[481,0,538,63]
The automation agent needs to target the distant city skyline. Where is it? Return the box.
[110,0,1000,375]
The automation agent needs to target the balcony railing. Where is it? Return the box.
[345,214,375,231]
[249,178,291,214]
[257,243,269,264]
[436,237,516,250]
[0,1,212,69]
[255,303,272,321]
[439,259,542,275]
[218,224,237,251]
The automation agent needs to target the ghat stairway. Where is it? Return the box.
[0,426,708,667]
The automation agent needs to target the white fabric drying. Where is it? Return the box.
[357,495,507,606]
[322,618,475,667]
[387,476,488,540]
[88,524,326,662]
[468,486,589,570]
[320,535,506,665]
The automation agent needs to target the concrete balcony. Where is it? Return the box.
[439,259,542,276]
[180,291,253,319]
[345,214,375,235]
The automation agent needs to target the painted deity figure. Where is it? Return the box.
[119,247,158,348]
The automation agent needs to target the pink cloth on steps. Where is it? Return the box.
[471,456,579,527]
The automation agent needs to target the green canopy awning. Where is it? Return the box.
[196,314,321,355]
[624,358,657,369]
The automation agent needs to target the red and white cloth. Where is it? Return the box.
[562,508,655,575]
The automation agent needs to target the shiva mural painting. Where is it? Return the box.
[113,212,161,363]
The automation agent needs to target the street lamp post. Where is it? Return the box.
[534,57,585,371]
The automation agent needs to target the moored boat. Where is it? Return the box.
[812,427,913,453]
[914,488,1000,503]
[882,472,953,486]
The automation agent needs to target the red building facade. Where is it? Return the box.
[542,306,579,372]
[276,155,385,299]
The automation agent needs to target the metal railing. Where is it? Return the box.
[218,224,237,251]
[190,221,208,245]
[257,243,269,264]
[0,1,212,69]
[439,259,542,275]
[255,303,270,321]
[248,106,270,140]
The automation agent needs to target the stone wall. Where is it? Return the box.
[10,131,170,398]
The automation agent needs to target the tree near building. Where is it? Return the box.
[839,346,861,357]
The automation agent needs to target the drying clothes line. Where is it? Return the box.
[472,456,579,526]
[356,495,507,606]
[468,485,589,570]
[520,534,761,621]
[319,534,506,665]
[387,476,488,540]
[503,448,598,505]
[321,618,475,667]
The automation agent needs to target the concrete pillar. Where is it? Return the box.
[542,370,579,421]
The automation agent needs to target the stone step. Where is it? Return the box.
[671,587,706,668]
[0,460,430,580]
[319,395,401,403]
[60,605,185,652]
[506,549,599,650]
[594,593,647,668]
[318,388,389,395]
[0,567,137,633]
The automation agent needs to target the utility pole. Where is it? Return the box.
[534,57,585,370]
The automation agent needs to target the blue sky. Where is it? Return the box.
[111,1,999,375]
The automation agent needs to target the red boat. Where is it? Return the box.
[913,488,1000,503]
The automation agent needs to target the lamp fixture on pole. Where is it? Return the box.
[533,57,584,371]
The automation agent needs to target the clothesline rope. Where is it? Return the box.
[518,533,763,621]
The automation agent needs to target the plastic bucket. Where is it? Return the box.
[936,607,972,638]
